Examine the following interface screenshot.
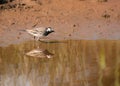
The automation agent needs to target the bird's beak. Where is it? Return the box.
[52,30,55,32]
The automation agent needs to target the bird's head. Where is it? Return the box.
[44,27,55,36]
[46,27,54,32]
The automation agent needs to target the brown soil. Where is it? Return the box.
[0,0,120,46]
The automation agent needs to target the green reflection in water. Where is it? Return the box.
[0,40,120,86]
[98,41,106,86]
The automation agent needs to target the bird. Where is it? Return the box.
[26,27,55,41]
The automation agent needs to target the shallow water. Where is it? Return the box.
[0,40,120,86]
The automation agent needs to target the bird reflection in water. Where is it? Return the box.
[26,49,54,58]
[25,37,54,58]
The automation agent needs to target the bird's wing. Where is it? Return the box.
[26,27,46,36]
[26,29,38,34]
[26,29,43,35]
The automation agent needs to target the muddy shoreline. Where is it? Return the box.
[0,0,120,46]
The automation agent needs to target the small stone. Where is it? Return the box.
[17,36,20,39]
[73,24,76,27]
[19,32,22,35]
[69,34,71,36]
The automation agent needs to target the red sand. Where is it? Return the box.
[0,0,120,46]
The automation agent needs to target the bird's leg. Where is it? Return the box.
[36,40,39,49]
[36,37,40,41]
[34,36,35,39]
[35,37,40,48]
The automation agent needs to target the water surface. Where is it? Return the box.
[0,40,120,86]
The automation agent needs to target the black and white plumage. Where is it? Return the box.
[26,27,54,41]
